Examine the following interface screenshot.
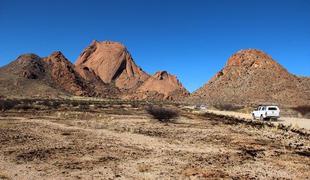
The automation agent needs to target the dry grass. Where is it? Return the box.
[137,163,152,172]
[0,172,10,180]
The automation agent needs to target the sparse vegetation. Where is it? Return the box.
[146,105,179,123]
[0,99,309,179]
[214,103,244,111]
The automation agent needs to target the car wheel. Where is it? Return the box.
[260,115,264,121]
[252,114,255,120]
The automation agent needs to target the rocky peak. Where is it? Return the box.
[48,51,66,60]
[209,49,290,83]
[5,53,45,79]
[75,40,149,90]
[154,71,169,80]
[43,51,73,68]
[226,49,278,68]
[137,71,189,99]
[76,40,127,65]
[16,53,41,63]
[192,49,309,106]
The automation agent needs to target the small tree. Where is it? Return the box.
[146,105,179,123]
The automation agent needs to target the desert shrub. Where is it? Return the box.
[68,100,79,107]
[49,101,61,109]
[39,99,50,107]
[15,104,32,111]
[131,101,139,108]
[292,106,310,116]
[77,104,89,111]
[39,100,61,109]
[214,104,244,111]
[146,105,179,123]
[0,99,18,111]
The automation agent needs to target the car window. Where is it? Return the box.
[262,107,265,110]
[268,107,277,110]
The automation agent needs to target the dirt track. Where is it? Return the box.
[206,109,310,130]
[0,108,309,179]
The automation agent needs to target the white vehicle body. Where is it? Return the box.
[199,105,207,110]
[194,104,207,111]
[252,105,280,120]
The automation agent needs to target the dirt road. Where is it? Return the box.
[0,108,309,179]
[205,109,310,130]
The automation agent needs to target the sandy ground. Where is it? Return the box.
[0,107,309,179]
[206,109,310,130]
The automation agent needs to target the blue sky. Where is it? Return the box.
[0,0,309,92]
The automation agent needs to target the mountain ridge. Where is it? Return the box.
[0,43,309,105]
[0,40,188,100]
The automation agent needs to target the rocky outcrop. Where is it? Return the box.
[75,41,149,91]
[192,49,310,106]
[42,51,90,96]
[75,40,189,100]
[137,71,189,100]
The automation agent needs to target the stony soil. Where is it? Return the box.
[0,106,309,179]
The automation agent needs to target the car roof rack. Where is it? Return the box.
[257,103,278,106]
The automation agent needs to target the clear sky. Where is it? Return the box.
[0,0,309,92]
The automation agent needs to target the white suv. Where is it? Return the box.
[252,105,280,120]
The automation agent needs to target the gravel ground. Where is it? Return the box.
[0,108,309,179]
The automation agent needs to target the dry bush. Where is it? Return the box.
[214,104,244,111]
[0,99,18,111]
[0,172,10,180]
[137,163,151,172]
[292,106,310,116]
[77,104,90,111]
[40,100,61,109]
[130,101,139,108]
[146,105,179,123]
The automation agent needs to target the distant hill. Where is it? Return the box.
[0,52,118,98]
[191,49,310,107]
